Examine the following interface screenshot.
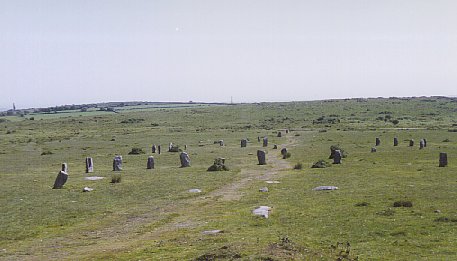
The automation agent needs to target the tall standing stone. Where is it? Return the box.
[257,150,266,165]
[180,152,191,167]
[158,145,161,154]
[263,137,268,147]
[375,137,380,146]
[52,169,68,189]
[394,137,399,146]
[423,138,427,147]
[85,157,94,173]
[257,136,260,142]
[168,143,173,152]
[147,156,155,169]
[285,129,289,134]
[409,139,414,147]
[152,144,156,153]
[333,150,342,164]
[419,139,425,149]
[241,139,247,148]
[439,152,448,167]
[277,132,282,137]
[281,148,288,159]
[113,156,122,171]
[61,163,68,173]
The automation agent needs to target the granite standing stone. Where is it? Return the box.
[241,139,247,148]
[147,156,155,169]
[152,144,156,153]
[277,132,282,137]
[180,152,191,167]
[85,157,94,173]
[439,152,448,167]
[375,137,380,146]
[285,129,289,134]
[53,164,68,189]
[263,137,268,147]
[371,147,377,153]
[409,139,414,147]
[113,156,122,171]
[419,139,425,149]
[423,138,427,147]
[257,150,266,165]
[281,148,288,159]
[257,136,260,142]
[333,150,342,164]
[394,137,399,146]
[273,144,278,149]
[158,145,161,154]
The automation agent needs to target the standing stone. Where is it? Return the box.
[168,143,173,152]
[277,132,282,137]
[147,156,155,169]
[285,129,289,134]
[333,150,342,164]
[180,152,191,167]
[371,147,377,153]
[263,137,268,147]
[423,138,427,147]
[152,144,156,153]
[375,137,380,146]
[419,139,425,149]
[439,152,448,167]
[61,163,68,173]
[273,144,278,149]
[52,169,68,189]
[85,157,94,173]
[281,148,288,159]
[241,139,247,148]
[409,139,414,147]
[257,150,266,165]
[257,136,260,142]
[158,145,161,154]
[394,137,399,146]
[113,156,122,171]
[219,140,224,146]
[185,144,188,150]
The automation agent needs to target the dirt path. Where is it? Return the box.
[12,136,298,260]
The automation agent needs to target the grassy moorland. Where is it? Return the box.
[0,97,456,260]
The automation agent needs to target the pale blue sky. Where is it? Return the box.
[1,0,456,109]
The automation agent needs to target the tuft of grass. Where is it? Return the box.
[393,201,413,208]
[293,163,303,170]
[311,159,331,168]
[128,147,145,155]
[111,173,122,183]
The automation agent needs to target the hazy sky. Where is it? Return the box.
[1,0,457,109]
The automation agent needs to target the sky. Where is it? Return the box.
[1,0,457,109]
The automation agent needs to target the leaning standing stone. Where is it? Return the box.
[409,139,414,147]
[113,156,122,171]
[394,137,399,146]
[53,166,68,189]
[375,137,380,146]
[180,152,191,167]
[333,150,342,164]
[147,156,155,169]
[85,157,94,173]
[439,152,448,167]
[257,150,266,165]
[241,139,247,148]
[281,148,288,159]
[263,137,268,147]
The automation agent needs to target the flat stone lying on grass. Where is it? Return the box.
[313,186,338,191]
[253,206,271,218]
[259,187,269,192]
[202,230,223,235]
[84,176,104,181]
[265,181,280,184]
[189,189,202,193]
[83,187,93,192]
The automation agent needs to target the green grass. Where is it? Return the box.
[1,97,457,260]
